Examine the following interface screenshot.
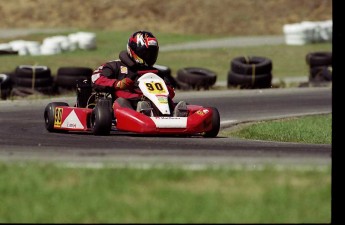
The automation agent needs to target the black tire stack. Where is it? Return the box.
[55,67,94,90]
[55,67,95,107]
[12,65,55,96]
[0,73,13,100]
[305,52,332,83]
[176,67,217,90]
[227,56,272,89]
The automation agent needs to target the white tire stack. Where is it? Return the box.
[25,41,41,56]
[8,40,29,55]
[41,36,69,55]
[283,23,308,45]
[0,43,12,51]
[283,20,332,45]
[1,31,97,56]
[68,32,97,50]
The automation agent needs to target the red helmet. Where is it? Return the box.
[127,31,159,66]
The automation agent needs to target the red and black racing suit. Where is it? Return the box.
[91,50,175,110]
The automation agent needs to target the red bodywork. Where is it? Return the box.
[52,104,214,135]
[52,107,93,132]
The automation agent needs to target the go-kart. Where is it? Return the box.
[44,72,220,137]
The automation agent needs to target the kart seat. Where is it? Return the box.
[76,79,115,108]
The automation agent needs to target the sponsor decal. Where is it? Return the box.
[147,38,158,46]
[151,116,187,128]
[120,66,128,74]
[135,33,145,47]
[157,95,168,104]
[196,109,209,116]
[133,33,158,48]
[61,109,84,129]
[67,123,77,128]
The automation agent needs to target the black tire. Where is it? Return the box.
[55,76,88,89]
[15,65,52,79]
[56,67,93,89]
[11,87,31,98]
[90,99,113,135]
[309,66,332,82]
[203,107,220,138]
[13,65,54,94]
[13,76,53,88]
[176,67,217,90]
[227,70,272,89]
[175,79,192,90]
[11,87,52,97]
[44,102,69,132]
[0,73,13,100]
[306,52,332,67]
[0,50,18,55]
[57,67,94,77]
[231,56,272,75]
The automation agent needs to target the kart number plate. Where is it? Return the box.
[145,82,168,94]
[54,107,63,127]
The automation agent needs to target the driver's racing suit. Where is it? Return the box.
[91,50,176,111]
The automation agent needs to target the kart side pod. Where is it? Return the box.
[44,102,93,132]
[114,106,220,137]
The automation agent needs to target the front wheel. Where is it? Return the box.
[90,99,113,135]
[203,107,220,138]
[44,102,69,132]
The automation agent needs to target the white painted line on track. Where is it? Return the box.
[57,161,331,172]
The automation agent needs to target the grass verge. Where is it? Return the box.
[0,163,331,223]
[221,114,332,144]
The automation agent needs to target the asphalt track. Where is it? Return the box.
[0,86,332,168]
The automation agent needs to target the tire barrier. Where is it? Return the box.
[11,87,45,98]
[305,51,332,83]
[13,65,54,95]
[68,32,97,50]
[231,56,272,75]
[283,20,332,45]
[0,43,18,55]
[227,56,272,89]
[176,67,217,90]
[1,32,96,56]
[0,73,13,100]
[1,65,96,99]
[55,67,94,90]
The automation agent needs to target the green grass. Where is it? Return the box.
[0,163,331,223]
[222,114,332,144]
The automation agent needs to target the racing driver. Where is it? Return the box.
[91,30,187,117]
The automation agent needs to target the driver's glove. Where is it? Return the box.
[114,77,134,90]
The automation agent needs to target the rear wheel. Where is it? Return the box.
[90,99,113,135]
[44,102,69,132]
[203,107,220,138]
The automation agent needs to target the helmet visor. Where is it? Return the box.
[137,46,159,66]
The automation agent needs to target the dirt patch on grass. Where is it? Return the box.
[0,0,332,35]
